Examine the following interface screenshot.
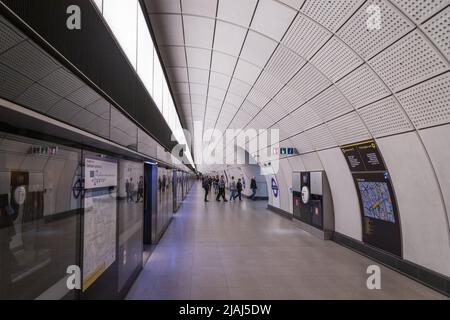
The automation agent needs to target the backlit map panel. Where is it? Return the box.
[357,181,395,223]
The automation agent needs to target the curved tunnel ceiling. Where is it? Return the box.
[145,0,450,173]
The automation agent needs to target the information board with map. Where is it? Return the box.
[341,140,402,257]
[83,156,118,291]
[357,181,395,223]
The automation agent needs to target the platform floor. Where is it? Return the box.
[127,183,446,300]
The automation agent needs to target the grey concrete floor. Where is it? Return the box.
[127,183,447,300]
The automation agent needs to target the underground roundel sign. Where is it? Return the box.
[271,178,279,198]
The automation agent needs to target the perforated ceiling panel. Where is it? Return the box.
[305,124,337,150]
[337,64,390,108]
[301,0,365,32]
[144,0,450,169]
[396,72,450,129]
[327,112,371,145]
[282,14,331,60]
[311,36,363,82]
[423,6,450,61]
[338,0,415,60]
[306,86,353,122]
[0,16,24,54]
[369,30,449,92]
[390,0,450,24]
[359,96,414,137]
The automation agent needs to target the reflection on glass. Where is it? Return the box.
[117,160,143,291]
[0,133,81,299]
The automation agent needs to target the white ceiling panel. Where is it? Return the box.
[217,0,258,27]
[211,51,237,75]
[391,0,450,24]
[150,14,184,45]
[311,36,363,82]
[240,100,261,117]
[191,94,207,105]
[225,91,245,108]
[188,67,209,84]
[277,0,306,11]
[208,86,226,101]
[171,82,190,94]
[181,0,217,18]
[167,67,189,82]
[369,30,449,92]
[336,64,390,109]
[159,45,186,67]
[234,59,262,84]
[209,71,231,89]
[146,0,181,13]
[254,70,284,98]
[247,88,271,109]
[288,63,331,102]
[397,72,450,129]
[338,0,415,60]
[183,15,215,48]
[273,85,305,113]
[359,96,413,138]
[263,100,287,123]
[265,45,306,85]
[190,83,208,96]
[289,132,315,153]
[301,0,364,32]
[282,13,331,60]
[306,86,353,122]
[214,21,247,56]
[305,124,337,150]
[251,0,297,41]
[423,7,450,61]
[186,47,211,69]
[240,31,278,68]
[327,112,371,145]
[228,78,252,98]
[291,104,323,131]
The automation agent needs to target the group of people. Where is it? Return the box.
[125,176,144,203]
[202,175,258,203]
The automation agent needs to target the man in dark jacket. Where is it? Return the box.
[202,177,210,202]
[250,177,257,201]
[235,178,243,201]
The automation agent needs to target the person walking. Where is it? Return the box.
[136,176,144,203]
[229,176,237,202]
[250,177,257,201]
[126,178,134,202]
[216,175,228,202]
[235,178,243,201]
[202,177,210,202]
